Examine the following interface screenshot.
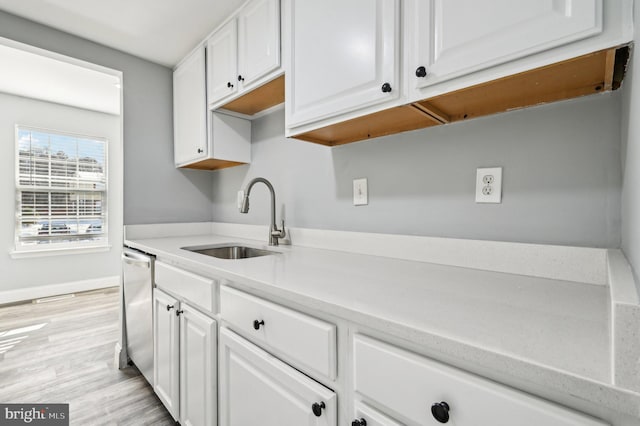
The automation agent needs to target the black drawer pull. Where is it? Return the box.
[311,401,325,417]
[431,401,450,423]
[253,319,264,330]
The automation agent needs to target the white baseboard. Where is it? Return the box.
[0,275,120,305]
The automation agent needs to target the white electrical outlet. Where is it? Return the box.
[353,178,368,206]
[476,167,502,203]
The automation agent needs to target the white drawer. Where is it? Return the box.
[354,401,402,426]
[220,286,337,381]
[353,334,608,426]
[155,261,217,314]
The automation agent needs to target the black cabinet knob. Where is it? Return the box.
[176,309,184,317]
[197,148,204,153]
[166,304,174,311]
[381,82,392,93]
[352,418,367,426]
[238,75,245,82]
[415,66,428,78]
[227,81,234,88]
[431,401,450,423]
[311,401,325,417]
[253,319,264,330]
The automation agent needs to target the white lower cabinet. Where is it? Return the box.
[153,289,180,419]
[153,288,217,426]
[152,270,612,426]
[353,334,608,426]
[219,327,337,426]
[179,303,217,426]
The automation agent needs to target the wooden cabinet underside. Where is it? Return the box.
[293,46,629,147]
[179,158,247,170]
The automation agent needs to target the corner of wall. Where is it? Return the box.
[620,1,640,293]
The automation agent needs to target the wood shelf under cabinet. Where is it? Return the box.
[179,158,247,171]
[292,46,629,147]
[219,74,285,116]
[294,104,442,146]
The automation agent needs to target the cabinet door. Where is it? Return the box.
[173,47,207,166]
[179,304,217,426]
[238,0,280,88]
[411,0,603,89]
[207,19,238,105]
[286,0,399,128]
[153,289,180,421]
[219,328,337,426]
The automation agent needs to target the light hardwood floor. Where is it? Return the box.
[0,287,174,425]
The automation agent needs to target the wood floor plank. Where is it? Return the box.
[0,288,174,425]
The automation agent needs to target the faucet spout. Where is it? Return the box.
[239,177,286,246]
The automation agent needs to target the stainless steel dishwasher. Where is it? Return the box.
[122,247,155,385]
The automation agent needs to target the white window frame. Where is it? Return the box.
[13,125,109,254]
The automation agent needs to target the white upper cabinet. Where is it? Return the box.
[207,20,238,105]
[409,0,603,91]
[174,47,251,170]
[208,0,281,108]
[173,47,207,166]
[285,0,400,129]
[237,0,281,88]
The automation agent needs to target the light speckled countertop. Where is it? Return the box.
[125,233,640,418]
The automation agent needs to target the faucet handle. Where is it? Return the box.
[271,220,286,238]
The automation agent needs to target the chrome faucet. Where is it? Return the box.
[239,177,286,246]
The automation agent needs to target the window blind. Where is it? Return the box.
[16,127,107,249]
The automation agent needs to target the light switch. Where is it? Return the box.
[237,190,244,210]
[353,178,368,206]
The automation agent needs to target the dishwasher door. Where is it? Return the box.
[122,247,154,385]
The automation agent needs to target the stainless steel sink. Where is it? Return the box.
[182,244,277,260]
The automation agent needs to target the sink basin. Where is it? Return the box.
[182,244,277,260]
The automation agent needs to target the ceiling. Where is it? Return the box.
[0,42,121,115]
[0,0,245,67]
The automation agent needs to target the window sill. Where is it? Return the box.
[10,245,112,259]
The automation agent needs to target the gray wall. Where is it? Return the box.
[621,4,640,285]
[0,92,122,291]
[213,92,622,248]
[0,10,213,225]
